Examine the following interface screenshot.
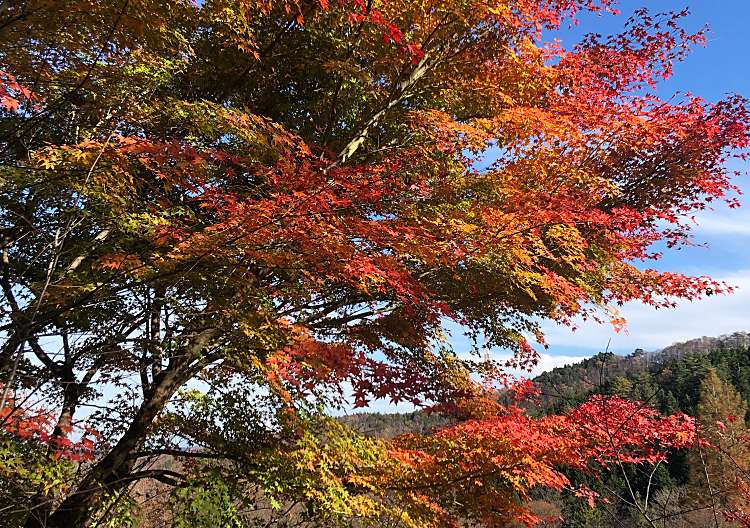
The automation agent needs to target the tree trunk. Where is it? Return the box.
[24,369,182,528]
[23,326,218,528]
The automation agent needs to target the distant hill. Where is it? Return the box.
[346,331,750,431]
[658,331,750,360]
[534,331,750,413]
[339,410,451,439]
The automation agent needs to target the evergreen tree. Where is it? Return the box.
[688,369,750,515]
[606,376,634,398]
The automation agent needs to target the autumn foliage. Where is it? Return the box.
[0,394,98,462]
[0,0,748,527]
[383,396,698,526]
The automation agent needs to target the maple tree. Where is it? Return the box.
[0,0,748,527]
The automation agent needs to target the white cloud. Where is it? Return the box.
[691,213,750,237]
[530,353,586,375]
[539,269,750,354]
[491,352,589,378]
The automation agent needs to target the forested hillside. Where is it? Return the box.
[347,332,750,526]
[535,333,750,526]
[535,332,750,414]
[346,332,750,425]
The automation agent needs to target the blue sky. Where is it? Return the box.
[464,1,750,375]
[356,2,750,413]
